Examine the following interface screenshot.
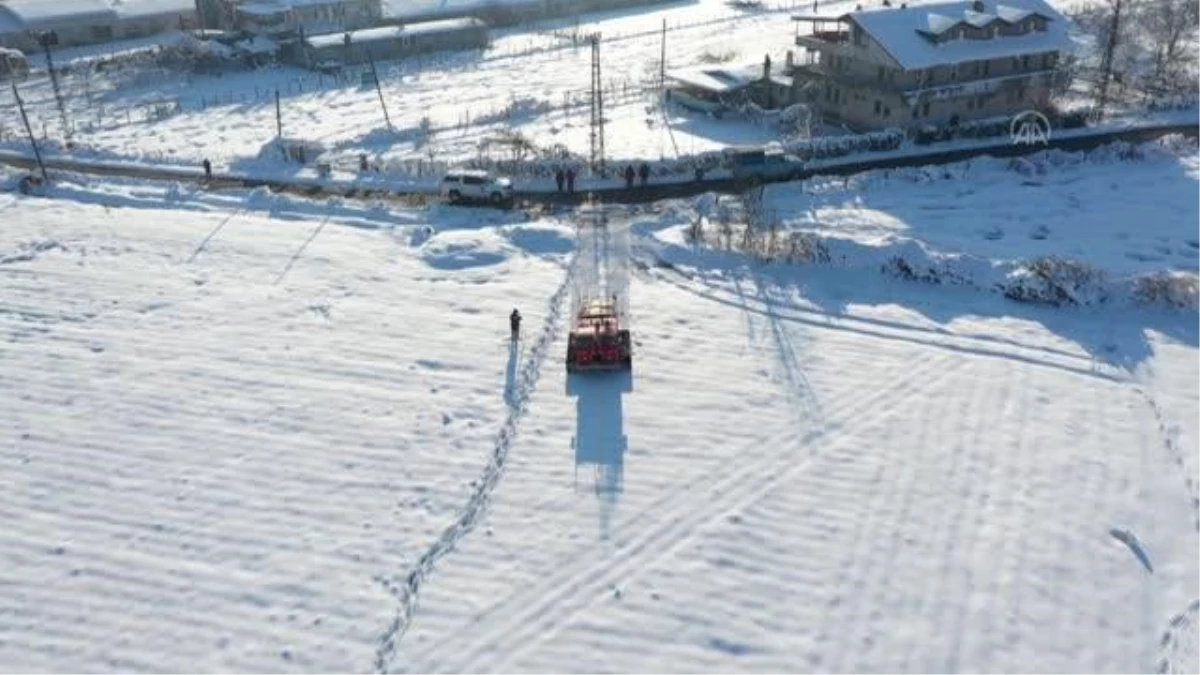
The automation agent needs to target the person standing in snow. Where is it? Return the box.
[202,158,212,180]
[638,162,650,186]
[555,168,565,193]
[566,167,576,193]
[510,308,522,341]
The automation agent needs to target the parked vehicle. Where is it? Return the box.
[725,146,804,182]
[440,168,514,206]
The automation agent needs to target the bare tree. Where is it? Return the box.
[1140,0,1200,92]
[1096,0,1125,112]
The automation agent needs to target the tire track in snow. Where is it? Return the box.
[628,241,1114,383]
[372,257,575,674]
[429,347,954,673]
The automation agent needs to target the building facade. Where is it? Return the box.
[790,0,1071,130]
[0,0,197,51]
[203,0,381,35]
[300,17,487,67]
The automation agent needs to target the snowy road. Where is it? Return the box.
[1,169,1196,673]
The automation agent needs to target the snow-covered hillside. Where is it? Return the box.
[1,142,1196,674]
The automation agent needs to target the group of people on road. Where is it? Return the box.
[552,162,656,193]
[553,166,577,193]
[623,162,651,188]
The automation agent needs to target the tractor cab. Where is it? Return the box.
[566,298,632,372]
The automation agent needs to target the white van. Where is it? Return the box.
[440,168,513,206]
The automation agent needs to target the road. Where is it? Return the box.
[1,122,1194,208]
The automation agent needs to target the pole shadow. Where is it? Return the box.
[568,369,632,540]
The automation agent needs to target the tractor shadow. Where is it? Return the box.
[568,369,633,541]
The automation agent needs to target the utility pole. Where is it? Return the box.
[659,19,667,92]
[366,53,392,130]
[589,33,605,176]
[275,88,282,139]
[11,80,47,181]
[39,31,71,141]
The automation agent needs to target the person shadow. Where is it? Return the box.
[504,339,521,409]
[568,369,633,541]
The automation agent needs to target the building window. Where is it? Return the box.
[951,66,959,82]
[966,99,975,110]
[873,100,881,115]
[912,106,920,119]
[922,101,930,117]
[982,60,990,76]
[883,105,891,117]
[1042,52,1055,68]
[1021,55,1030,70]
[877,65,885,81]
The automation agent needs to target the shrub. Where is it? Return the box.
[783,232,831,264]
[1003,256,1108,306]
[1132,272,1199,309]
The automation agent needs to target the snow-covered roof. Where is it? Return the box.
[112,0,196,19]
[666,65,756,93]
[0,0,117,30]
[237,2,290,17]
[666,63,790,93]
[0,7,23,34]
[304,17,485,48]
[846,0,1071,70]
[380,0,539,21]
[235,35,279,52]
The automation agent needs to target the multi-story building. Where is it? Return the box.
[790,0,1072,130]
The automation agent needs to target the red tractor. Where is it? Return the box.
[566,298,632,373]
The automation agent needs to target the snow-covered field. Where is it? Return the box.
[761,136,1200,277]
[1,130,1196,673]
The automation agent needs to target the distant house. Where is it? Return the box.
[0,0,196,51]
[207,0,382,35]
[115,0,199,38]
[790,0,1072,130]
[300,17,487,67]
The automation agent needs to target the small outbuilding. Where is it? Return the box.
[300,17,488,68]
[665,58,793,117]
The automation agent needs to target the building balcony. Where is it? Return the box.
[794,31,849,50]
[900,68,1063,104]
